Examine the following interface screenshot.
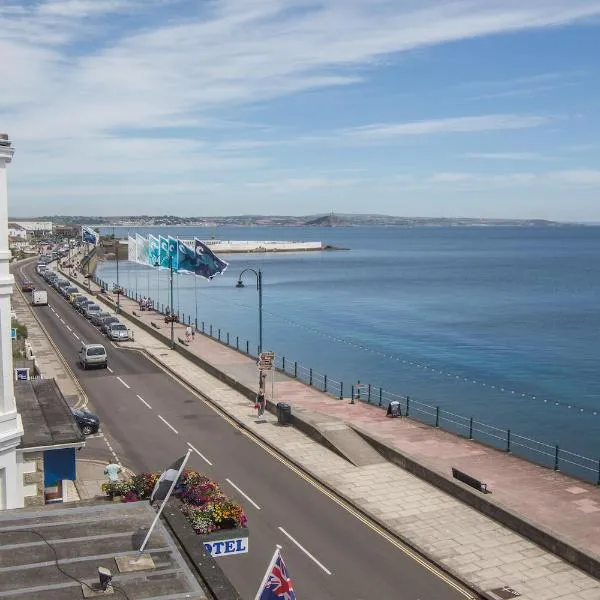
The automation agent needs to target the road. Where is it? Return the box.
[15,259,474,600]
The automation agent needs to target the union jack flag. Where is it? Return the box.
[257,550,296,600]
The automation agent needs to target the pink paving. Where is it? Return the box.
[94,280,600,561]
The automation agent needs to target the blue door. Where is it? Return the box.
[44,448,76,487]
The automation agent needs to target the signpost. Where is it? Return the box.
[258,351,275,407]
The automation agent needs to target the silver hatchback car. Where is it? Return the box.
[78,344,108,369]
[107,323,129,341]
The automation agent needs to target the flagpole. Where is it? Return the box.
[138,449,192,554]
[253,545,282,600]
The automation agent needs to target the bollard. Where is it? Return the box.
[406,395,410,416]
[246,340,249,354]
[506,429,511,453]
[309,368,313,386]
[195,318,198,331]
[227,332,230,345]
[294,361,297,378]
[469,417,473,440]
[210,325,213,337]
[379,387,382,407]
[182,313,185,323]
[350,384,355,404]
[368,384,371,403]
[188,315,191,325]
[324,374,327,392]
[218,328,221,341]
[554,445,560,471]
[282,356,286,372]
[236,336,239,349]
[339,381,344,401]
[435,406,440,427]
[597,460,600,486]
[202,321,205,333]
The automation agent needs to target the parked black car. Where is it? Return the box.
[100,316,120,334]
[70,407,100,435]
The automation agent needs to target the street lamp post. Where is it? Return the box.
[154,251,175,350]
[114,229,120,314]
[169,252,174,349]
[235,268,262,355]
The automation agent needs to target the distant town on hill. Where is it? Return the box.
[19,213,569,228]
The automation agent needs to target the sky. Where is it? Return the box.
[2,0,600,221]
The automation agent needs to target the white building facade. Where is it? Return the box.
[0,133,24,509]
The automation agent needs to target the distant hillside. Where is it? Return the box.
[12,213,569,228]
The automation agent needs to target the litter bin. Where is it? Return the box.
[277,402,292,426]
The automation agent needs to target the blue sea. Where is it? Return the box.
[97,226,600,478]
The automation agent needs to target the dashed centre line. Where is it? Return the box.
[107,367,114,373]
[66,325,72,332]
[116,376,130,389]
[278,527,332,575]
[158,415,178,434]
[226,478,261,510]
[186,442,212,466]
[73,333,80,340]
[136,394,152,409]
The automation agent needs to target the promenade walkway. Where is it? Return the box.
[61,263,600,600]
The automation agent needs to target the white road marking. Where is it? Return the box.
[116,376,130,389]
[158,415,178,434]
[73,333,80,340]
[226,478,261,510]
[66,325,72,332]
[136,394,152,409]
[107,366,114,373]
[278,527,332,575]
[186,442,212,466]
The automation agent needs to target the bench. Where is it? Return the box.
[178,337,189,347]
[452,468,489,494]
[150,321,161,329]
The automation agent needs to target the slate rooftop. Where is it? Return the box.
[0,501,207,599]
[15,379,84,449]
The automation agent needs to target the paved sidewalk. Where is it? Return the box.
[57,268,599,600]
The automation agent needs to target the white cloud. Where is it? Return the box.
[341,114,550,141]
[462,152,550,160]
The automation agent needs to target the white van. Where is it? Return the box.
[32,290,48,306]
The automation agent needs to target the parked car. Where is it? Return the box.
[90,311,110,326]
[70,407,100,435]
[83,303,101,319]
[74,299,92,314]
[78,343,108,369]
[21,281,33,292]
[62,285,78,299]
[107,323,129,341]
[69,292,84,304]
[100,316,120,334]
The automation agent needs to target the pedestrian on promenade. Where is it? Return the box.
[185,325,192,343]
[256,390,266,418]
[191,328,195,342]
[104,462,122,482]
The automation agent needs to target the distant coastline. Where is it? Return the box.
[12,213,584,228]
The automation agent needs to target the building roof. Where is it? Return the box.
[0,501,209,599]
[15,379,85,448]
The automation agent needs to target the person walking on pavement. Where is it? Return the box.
[185,325,192,343]
[256,390,266,418]
[104,461,122,482]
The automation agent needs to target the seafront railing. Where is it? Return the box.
[95,275,600,486]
